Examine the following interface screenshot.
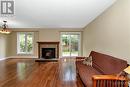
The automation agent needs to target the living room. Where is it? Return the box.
[0,0,130,87]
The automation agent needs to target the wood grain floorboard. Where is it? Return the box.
[0,58,84,87]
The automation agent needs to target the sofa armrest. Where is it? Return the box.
[93,75,127,80]
[76,56,85,59]
[92,75,128,87]
[76,56,85,61]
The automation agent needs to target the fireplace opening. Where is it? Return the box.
[42,48,55,59]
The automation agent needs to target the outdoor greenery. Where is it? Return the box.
[62,34,79,56]
[62,35,78,51]
[19,33,33,53]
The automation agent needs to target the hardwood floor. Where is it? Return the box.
[0,58,84,87]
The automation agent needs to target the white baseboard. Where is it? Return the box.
[0,58,6,61]
[5,56,38,59]
[0,56,38,61]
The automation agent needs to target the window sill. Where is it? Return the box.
[17,53,33,55]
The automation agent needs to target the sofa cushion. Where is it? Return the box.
[76,61,102,87]
[90,51,127,74]
[83,56,92,66]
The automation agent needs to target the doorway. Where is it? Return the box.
[61,32,81,57]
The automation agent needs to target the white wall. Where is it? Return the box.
[83,0,130,63]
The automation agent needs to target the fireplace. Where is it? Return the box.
[42,48,55,58]
[37,42,59,59]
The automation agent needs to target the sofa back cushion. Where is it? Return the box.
[90,51,127,74]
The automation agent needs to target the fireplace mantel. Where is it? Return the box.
[37,42,59,58]
[37,42,60,44]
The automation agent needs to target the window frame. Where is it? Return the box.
[17,32,34,55]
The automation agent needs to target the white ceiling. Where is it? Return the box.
[0,0,116,29]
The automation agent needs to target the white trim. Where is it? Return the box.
[0,56,38,61]
[0,58,6,61]
[17,32,34,55]
[69,34,71,56]
[5,56,38,58]
[60,32,81,57]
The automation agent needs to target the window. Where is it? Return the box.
[17,32,34,54]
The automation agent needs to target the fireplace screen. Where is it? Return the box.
[42,48,55,58]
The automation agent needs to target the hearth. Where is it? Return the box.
[42,48,55,59]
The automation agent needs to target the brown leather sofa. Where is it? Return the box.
[76,51,128,87]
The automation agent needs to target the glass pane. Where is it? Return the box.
[61,34,70,56]
[19,33,26,52]
[27,33,33,53]
[70,35,79,56]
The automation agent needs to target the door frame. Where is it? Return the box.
[60,32,81,57]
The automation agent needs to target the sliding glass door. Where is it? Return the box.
[61,32,81,57]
